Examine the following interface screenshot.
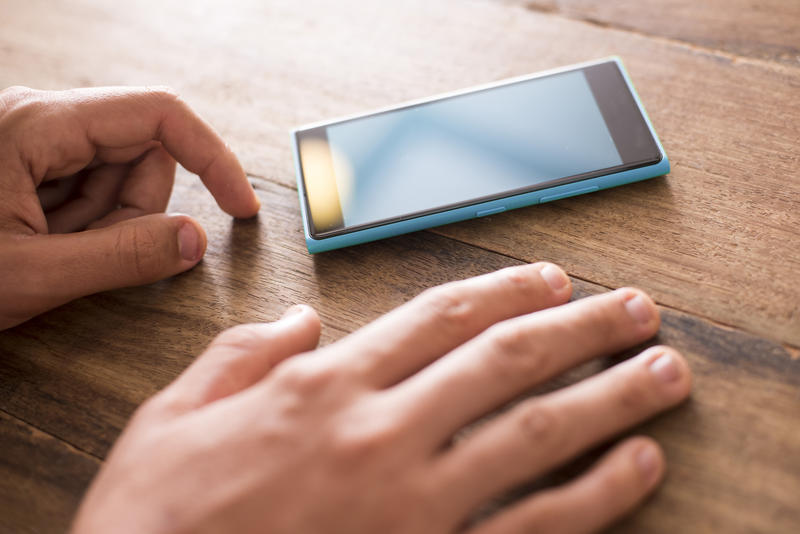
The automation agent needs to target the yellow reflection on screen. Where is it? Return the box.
[299,138,344,231]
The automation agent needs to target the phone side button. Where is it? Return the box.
[540,186,599,204]
[476,206,507,217]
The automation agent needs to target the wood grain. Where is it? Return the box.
[510,0,800,66]
[486,278,800,534]
[1,0,796,345]
[0,172,523,457]
[0,411,98,534]
[0,0,799,532]
[1,175,799,533]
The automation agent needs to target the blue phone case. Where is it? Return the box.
[291,57,669,254]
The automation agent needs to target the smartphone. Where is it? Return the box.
[291,57,669,253]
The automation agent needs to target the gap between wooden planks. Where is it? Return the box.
[509,0,800,67]
[0,173,799,533]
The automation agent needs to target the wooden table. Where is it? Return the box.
[1,1,798,532]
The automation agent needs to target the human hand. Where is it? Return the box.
[0,86,260,330]
[71,263,691,534]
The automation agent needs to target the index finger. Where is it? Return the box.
[67,86,259,218]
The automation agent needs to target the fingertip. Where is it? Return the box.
[619,287,661,332]
[240,185,261,218]
[535,262,571,297]
[216,150,261,219]
[172,215,207,265]
[281,303,317,320]
[281,304,307,319]
[629,436,666,490]
[280,304,322,343]
[234,198,261,220]
[644,345,693,401]
[220,183,261,219]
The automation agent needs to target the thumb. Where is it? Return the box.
[24,213,206,305]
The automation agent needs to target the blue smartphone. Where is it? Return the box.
[291,57,669,253]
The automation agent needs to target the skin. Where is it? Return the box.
[0,85,260,329]
[0,86,692,534]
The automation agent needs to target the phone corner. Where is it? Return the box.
[289,129,301,147]
[652,152,671,177]
[305,237,323,254]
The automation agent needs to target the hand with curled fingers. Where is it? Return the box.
[71,262,691,534]
[0,85,260,330]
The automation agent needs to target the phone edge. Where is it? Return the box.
[291,57,670,254]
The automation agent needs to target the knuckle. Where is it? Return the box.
[617,377,652,410]
[140,86,188,140]
[488,322,529,354]
[117,224,164,281]
[0,87,43,133]
[145,85,180,101]
[132,392,170,422]
[271,358,338,396]
[133,387,195,424]
[140,86,182,115]
[514,401,561,447]
[417,283,477,332]
[212,323,268,352]
[500,264,541,295]
[144,85,188,116]
[0,85,35,107]
[483,321,550,380]
[331,417,400,463]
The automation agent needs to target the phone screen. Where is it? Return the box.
[296,60,661,238]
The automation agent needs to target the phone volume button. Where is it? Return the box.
[476,206,507,217]
[539,186,599,204]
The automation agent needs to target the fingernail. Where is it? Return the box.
[624,293,653,324]
[649,352,681,383]
[635,445,661,485]
[281,304,306,319]
[540,264,568,291]
[248,182,262,209]
[178,223,202,262]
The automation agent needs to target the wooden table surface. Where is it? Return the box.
[1,1,799,532]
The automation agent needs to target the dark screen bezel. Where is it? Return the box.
[296,60,662,240]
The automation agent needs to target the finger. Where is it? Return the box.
[12,213,207,312]
[333,263,572,388]
[45,165,126,233]
[394,287,661,444]
[47,140,160,177]
[154,305,322,415]
[88,145,176,229]
[435,347,690,513]
[18,86,259,217]
[465,437,665,534]
[93,140,161,164]
[37,176,81,211]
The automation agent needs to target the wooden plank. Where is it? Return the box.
[0,410,99,534]
[1,174,798,532]
[0,171,524,457]
[1,0,796,345]
[481,281,800,534]
[509,0,800,67]
[552,287,800,534]
[0,1,798,531]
